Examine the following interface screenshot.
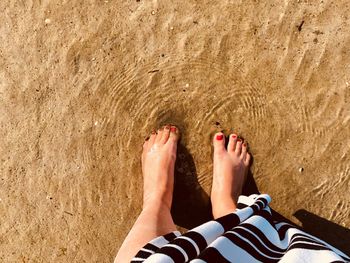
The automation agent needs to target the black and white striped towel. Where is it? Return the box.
[132,194,350,263]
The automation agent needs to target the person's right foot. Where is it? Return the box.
[142,125,179,210]
[211,132,251,219]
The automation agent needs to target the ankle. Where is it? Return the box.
[212,199,237,219]
[142,196,172,212]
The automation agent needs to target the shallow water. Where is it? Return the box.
[1,0,350,262]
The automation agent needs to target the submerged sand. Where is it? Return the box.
[1,0,350,262]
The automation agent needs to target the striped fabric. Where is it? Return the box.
[132,194,350,263]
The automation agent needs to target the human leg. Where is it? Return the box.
[115,125,179,262]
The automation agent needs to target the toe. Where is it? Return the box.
[241,142,248,158]
[244,153,251,166]
[235,138,243,154]
[161,125,171,143]
[142,139,148,157]
[155,128,163,143]
[148,130,157,145]
[227,133,238,152]
[143,139,149,149]
[213,132,226,152]
[168,125,180,142]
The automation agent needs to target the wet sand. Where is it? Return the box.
[1,0,350,262]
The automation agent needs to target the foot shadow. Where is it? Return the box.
[293,209,350,256]
[171,143,213,229]
[242,169,260,196]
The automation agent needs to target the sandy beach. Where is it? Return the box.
[1,0,350,262]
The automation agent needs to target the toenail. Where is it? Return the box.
[216,134,224,140]
[165,125,170,130]
[145,136,150,141]
[170,127,176,132]
[151,130,156,134]
[232,134,237,138]
[243,143,247,147]
[237,138,242,142]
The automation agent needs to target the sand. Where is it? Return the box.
[1,0,350,262]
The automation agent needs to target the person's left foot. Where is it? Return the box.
[142,125,180,210]
[211,132,251,219]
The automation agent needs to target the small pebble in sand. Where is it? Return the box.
[151,10,156,15]
[92,57,96,61]
[94,121,98,126]
[185,83,189,88]
[346,81,349,87]
[44,18,51,24]
[298,167,304,173]
[170,26,174,30]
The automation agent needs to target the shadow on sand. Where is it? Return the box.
[171,143,213,229]
[170,143,350,256]
[293,209,350,255]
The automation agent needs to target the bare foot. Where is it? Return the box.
[211,132,251,219]
[142,125,180,210]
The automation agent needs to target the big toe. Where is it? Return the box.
[168,125,180,142]
[149,130,157,144]
[213,132,226,152]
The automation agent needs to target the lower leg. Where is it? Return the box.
[115,202,176,262]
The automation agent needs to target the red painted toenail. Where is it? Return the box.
[232,134,237,138]
[170,127,176,132]
[216,134,224,140]
[243,143,247,147]
[237,138,242,142]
